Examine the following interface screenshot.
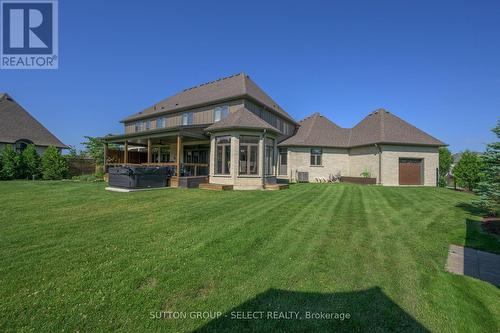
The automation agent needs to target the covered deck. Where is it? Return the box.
[102,125,210,188]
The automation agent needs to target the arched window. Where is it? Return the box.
[15,139,33,153]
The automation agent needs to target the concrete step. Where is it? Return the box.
[199,183,233,191]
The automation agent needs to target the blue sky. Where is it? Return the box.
[1,0,499,152]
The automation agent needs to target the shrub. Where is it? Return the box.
[41,146,69,180]
[360,169,371,178]
[71,174,103,182]
[453,150,482,191]
[438,147,453,187]
[0,145,19,180]
[22,144,41,180]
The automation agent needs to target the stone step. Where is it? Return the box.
[199,183,233,191]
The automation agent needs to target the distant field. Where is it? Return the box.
[0,181,498,332]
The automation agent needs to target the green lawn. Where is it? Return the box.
[0,181,499,332]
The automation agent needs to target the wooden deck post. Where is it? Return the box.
[103,142,108,172]
[147,139,152,164]
[176,134,181,176]
[123,141,128,164]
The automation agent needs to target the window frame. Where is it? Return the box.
[239,136,259,175]
[156,118,165,129]
[214,105,229,122]
[182,112,194,126]
[264,137,275,175]
[215,136,231,175]
[310,148,322,166]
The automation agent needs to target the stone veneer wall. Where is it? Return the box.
[380,145,438,186]
[284,144,439,186]
[286,147,350,182]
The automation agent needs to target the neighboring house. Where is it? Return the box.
[0,93,67,154]
[102,73,445,189]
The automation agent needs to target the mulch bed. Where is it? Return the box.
[482,217,500,235]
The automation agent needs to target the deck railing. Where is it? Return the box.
[105,162,209,177]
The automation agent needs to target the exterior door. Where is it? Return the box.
[278,148,287,176]
[399,158,423,185]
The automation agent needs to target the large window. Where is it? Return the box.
[310,148,322,166]
[146,120,151,130]
[134,122,142,132]
[215,136,231,174]
[239,136,259,175]
[265,137,275,175]
[156,118,165,129]
[214,105,229,122]
[182,112,194,125]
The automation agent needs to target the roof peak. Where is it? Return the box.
[205,106,280,133]
[369,108,390,116]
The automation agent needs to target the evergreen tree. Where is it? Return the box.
[474,120,500,216]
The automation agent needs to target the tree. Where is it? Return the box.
[453,150,482,191]
[81,136,105,166]
[0,145,19,180]
[41,146,69,180]
[22,144,41,180]
[438,147,453,187]
[474,119,500,216]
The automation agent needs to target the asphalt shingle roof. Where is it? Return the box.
[279,109,445,148]
[205,107,280,133]
[0,94,67,148]
[122,73,296,123]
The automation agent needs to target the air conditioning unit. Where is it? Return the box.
[296,171,309,183]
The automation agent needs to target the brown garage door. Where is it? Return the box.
[399,159,423,185]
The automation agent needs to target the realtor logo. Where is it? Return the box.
[1,0,58,69]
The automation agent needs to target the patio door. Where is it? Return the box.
[278,148,287,176]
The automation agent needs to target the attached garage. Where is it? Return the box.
[399,158,423,185]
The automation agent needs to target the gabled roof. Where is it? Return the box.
[279,113,350,147]
[349,109,445,147]
[279,109,445,148]
[205,107,280,133]
[0,93,67,148]
[122,73,296,123]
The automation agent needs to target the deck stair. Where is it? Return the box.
[199,183,233,191]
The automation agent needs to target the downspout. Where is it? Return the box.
[262,129,267,187]
[375,144,382,185]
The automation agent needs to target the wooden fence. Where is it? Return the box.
[67,157,96,176]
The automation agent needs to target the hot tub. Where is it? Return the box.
[108,166,174,189]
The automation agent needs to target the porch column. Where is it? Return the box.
[147,139,152,164]
[103,142,108,172]
[124,141,128,164]
[176,134,182,176]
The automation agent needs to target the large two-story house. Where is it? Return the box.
[102,73,445,189]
